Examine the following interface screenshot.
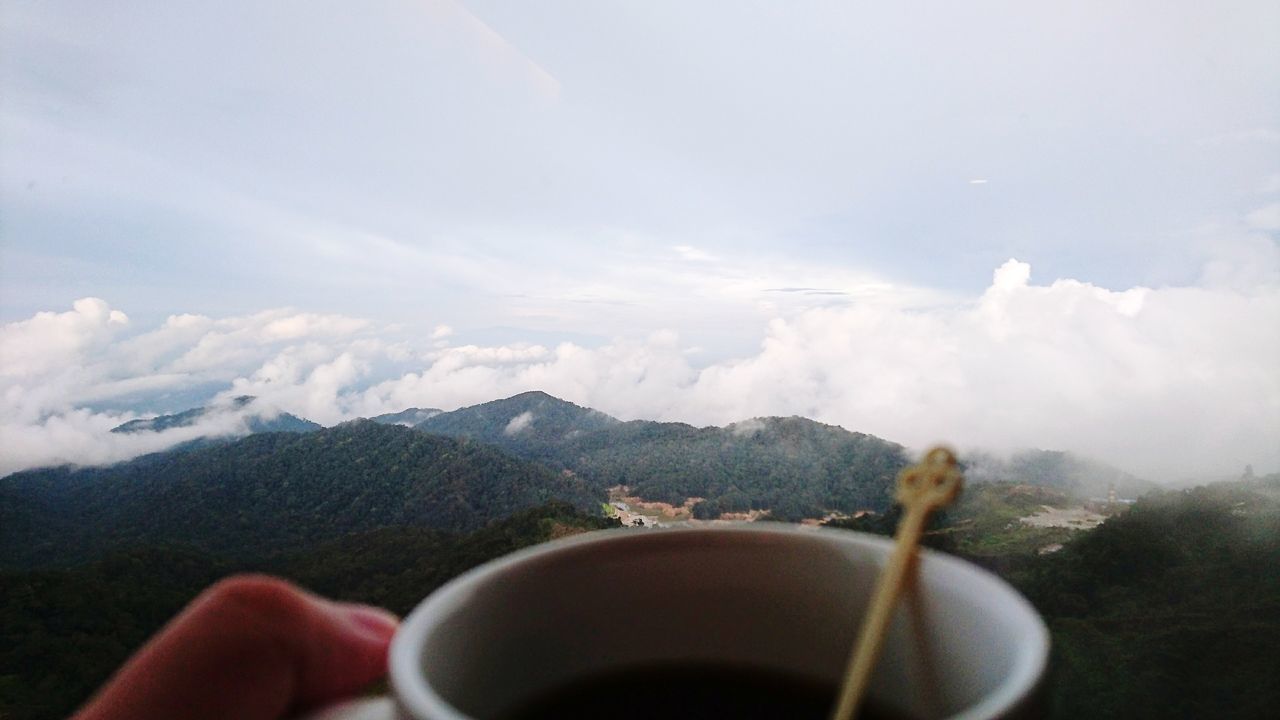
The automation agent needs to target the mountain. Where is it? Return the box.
[566,416,910,519]
[416,395,910,521]
[416,390,620,452]
[110,395,322,435]
[965,449,1156,499]
[414,392,1166,520]
[370,407,443,426]
[0,421,601,569]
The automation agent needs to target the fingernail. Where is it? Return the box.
[336,603,400,640]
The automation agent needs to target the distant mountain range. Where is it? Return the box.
[6,390,1160,541]
[370,407,443,426]
[110,395,321,435]
[407,391,1154,518]
[965,449,1157,499]
[92,391,1157,508]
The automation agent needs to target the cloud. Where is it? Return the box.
[673,245,717,262]
[504,411,534,436]
[1246,203,1280,231]
[0,298,128,378]
[338,261,1280,481]
[0,300,395,473]
[345,260,1279,480]
[729,418,767,437]
[2,257,1278,481]
[0,402,267,478]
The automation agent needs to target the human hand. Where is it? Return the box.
[72,575,399,720]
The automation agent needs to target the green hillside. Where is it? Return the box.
[561,416,909,519]
[0,502,618,720]
[0,420,601,569]
[415,393,910,520]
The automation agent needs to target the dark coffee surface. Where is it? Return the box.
[494,662,911,720]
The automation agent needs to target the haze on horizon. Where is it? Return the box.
[2,1,1277,482]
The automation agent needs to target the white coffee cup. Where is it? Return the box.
[306,524,1048,720]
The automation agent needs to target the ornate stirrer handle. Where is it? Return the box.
[831,447,963,720]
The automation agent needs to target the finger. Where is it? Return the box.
[72,574,399,720]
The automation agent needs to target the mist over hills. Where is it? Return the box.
[407,391,1156,518]
[10,390,1173,496]
[10,388,1166,570]
[965,449,1157,499]
[4,391,1163,521]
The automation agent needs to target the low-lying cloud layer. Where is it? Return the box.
[2,260,1277,481]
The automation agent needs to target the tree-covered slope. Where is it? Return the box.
[414,392,1156,520]
[414,392,910,520]
[1017,476,1280,719]
[836,474,1280,719]
[0,502,619,720]
[0,421,601,569]
[560,416,910,519]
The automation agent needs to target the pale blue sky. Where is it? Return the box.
[1,1,1278,479]
[4,1,1277,330]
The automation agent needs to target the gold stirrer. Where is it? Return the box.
[830,447,964,720]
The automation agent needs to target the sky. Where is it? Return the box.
[1,0,1278,481]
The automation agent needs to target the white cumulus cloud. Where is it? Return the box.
[2,258,1277,481]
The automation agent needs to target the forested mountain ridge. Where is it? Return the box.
[408,392,1155,519]
[415,390,620,450]
[560,416,910,520]
[0,420,601,570]
[411,394,911,520]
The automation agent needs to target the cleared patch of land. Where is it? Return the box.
[1019,505,1109,530]
[606,486,774,526]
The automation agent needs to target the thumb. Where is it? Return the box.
[73,575,399,720]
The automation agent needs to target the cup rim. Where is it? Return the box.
[389,523,1049,720]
